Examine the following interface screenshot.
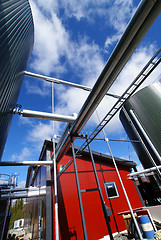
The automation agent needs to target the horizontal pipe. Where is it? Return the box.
[55,0,161,162]
[1,191,46,200]
[0,186,46,193]
[21,109,77,123]
[24,71,120,99]
[71,0,161,136]
[0,161,53,166]
[129,165,161,177]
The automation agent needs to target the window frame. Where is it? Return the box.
[104,181,119,199]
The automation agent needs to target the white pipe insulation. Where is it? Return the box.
[21,109,77,123]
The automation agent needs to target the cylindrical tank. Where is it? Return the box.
[120,81,161,200]
[0,0,34,160]
[120,81,161,169]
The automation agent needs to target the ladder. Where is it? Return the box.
[79,47,161,152]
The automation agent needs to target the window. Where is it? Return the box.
[59,165,64,172]
[104,182,119,199]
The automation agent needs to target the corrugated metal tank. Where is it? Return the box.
[0,0,34,160]
[120,81,161,199]
[120,81,161,169]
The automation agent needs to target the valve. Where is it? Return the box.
[13,104,22,115]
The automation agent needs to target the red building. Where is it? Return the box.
[25,140,143,240]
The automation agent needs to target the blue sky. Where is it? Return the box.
[1,0,161,188]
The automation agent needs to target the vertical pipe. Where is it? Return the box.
[130,110,161,178]
[95,110,143,238]
[37,187,40,240]
[86,137,114,240]
[105,139,143,240]
[70,136,88,240]
[52,82,59,240]
[46,150,52,240]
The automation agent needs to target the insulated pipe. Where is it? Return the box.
[21,109,77,123]
[0,161,53,166]
[129,165,161,178]
[0,186,46,193]
[71,0,161,135]
[0,191,46,200]
[24,71,120,99]
[55,0,161,162]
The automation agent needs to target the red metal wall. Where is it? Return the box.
[52,152,143,240]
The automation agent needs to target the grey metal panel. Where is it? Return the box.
[0,0,34,160]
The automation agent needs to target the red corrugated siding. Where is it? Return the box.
[52,153,143,240]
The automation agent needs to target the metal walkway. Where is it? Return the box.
[78,47,161,152]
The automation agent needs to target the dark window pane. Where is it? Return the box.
[104,182,119,199]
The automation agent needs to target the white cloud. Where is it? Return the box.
[26,0,160,141]
[30,0,69,75]
[18,180,26,188]
[24,79,51,97]
[105,34,122,49]
[29,0,136,77]
[104,0,136,48]
[106,0,134,33]
[109,45,160,96]
[27,43,160,139]
[27,121,53,143]
[82,45,160,134]
[11,147,31,162]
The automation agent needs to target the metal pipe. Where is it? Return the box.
[24,71,120,99]
[52,82,59,240]
[86,137,114,240]
[105,139,144,240]
[0,186,46,193]
[130,110,161,179]
[0,161,53,166]
[130,110,161,166]
[129,165,161,177]
[0,187,46,200]
[20,109,77,123]
[55,0,161,162]
[46,153,52,240]
[71,0,161,135]
[71,136,88,240]
[122,107,161,188]
[0,192,46,200]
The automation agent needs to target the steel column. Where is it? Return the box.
[46,150,52,240]
[86,137,114,240]
[70,136,88,240]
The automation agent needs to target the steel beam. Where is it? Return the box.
[86,137,114,240]
[71,136,88,240]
